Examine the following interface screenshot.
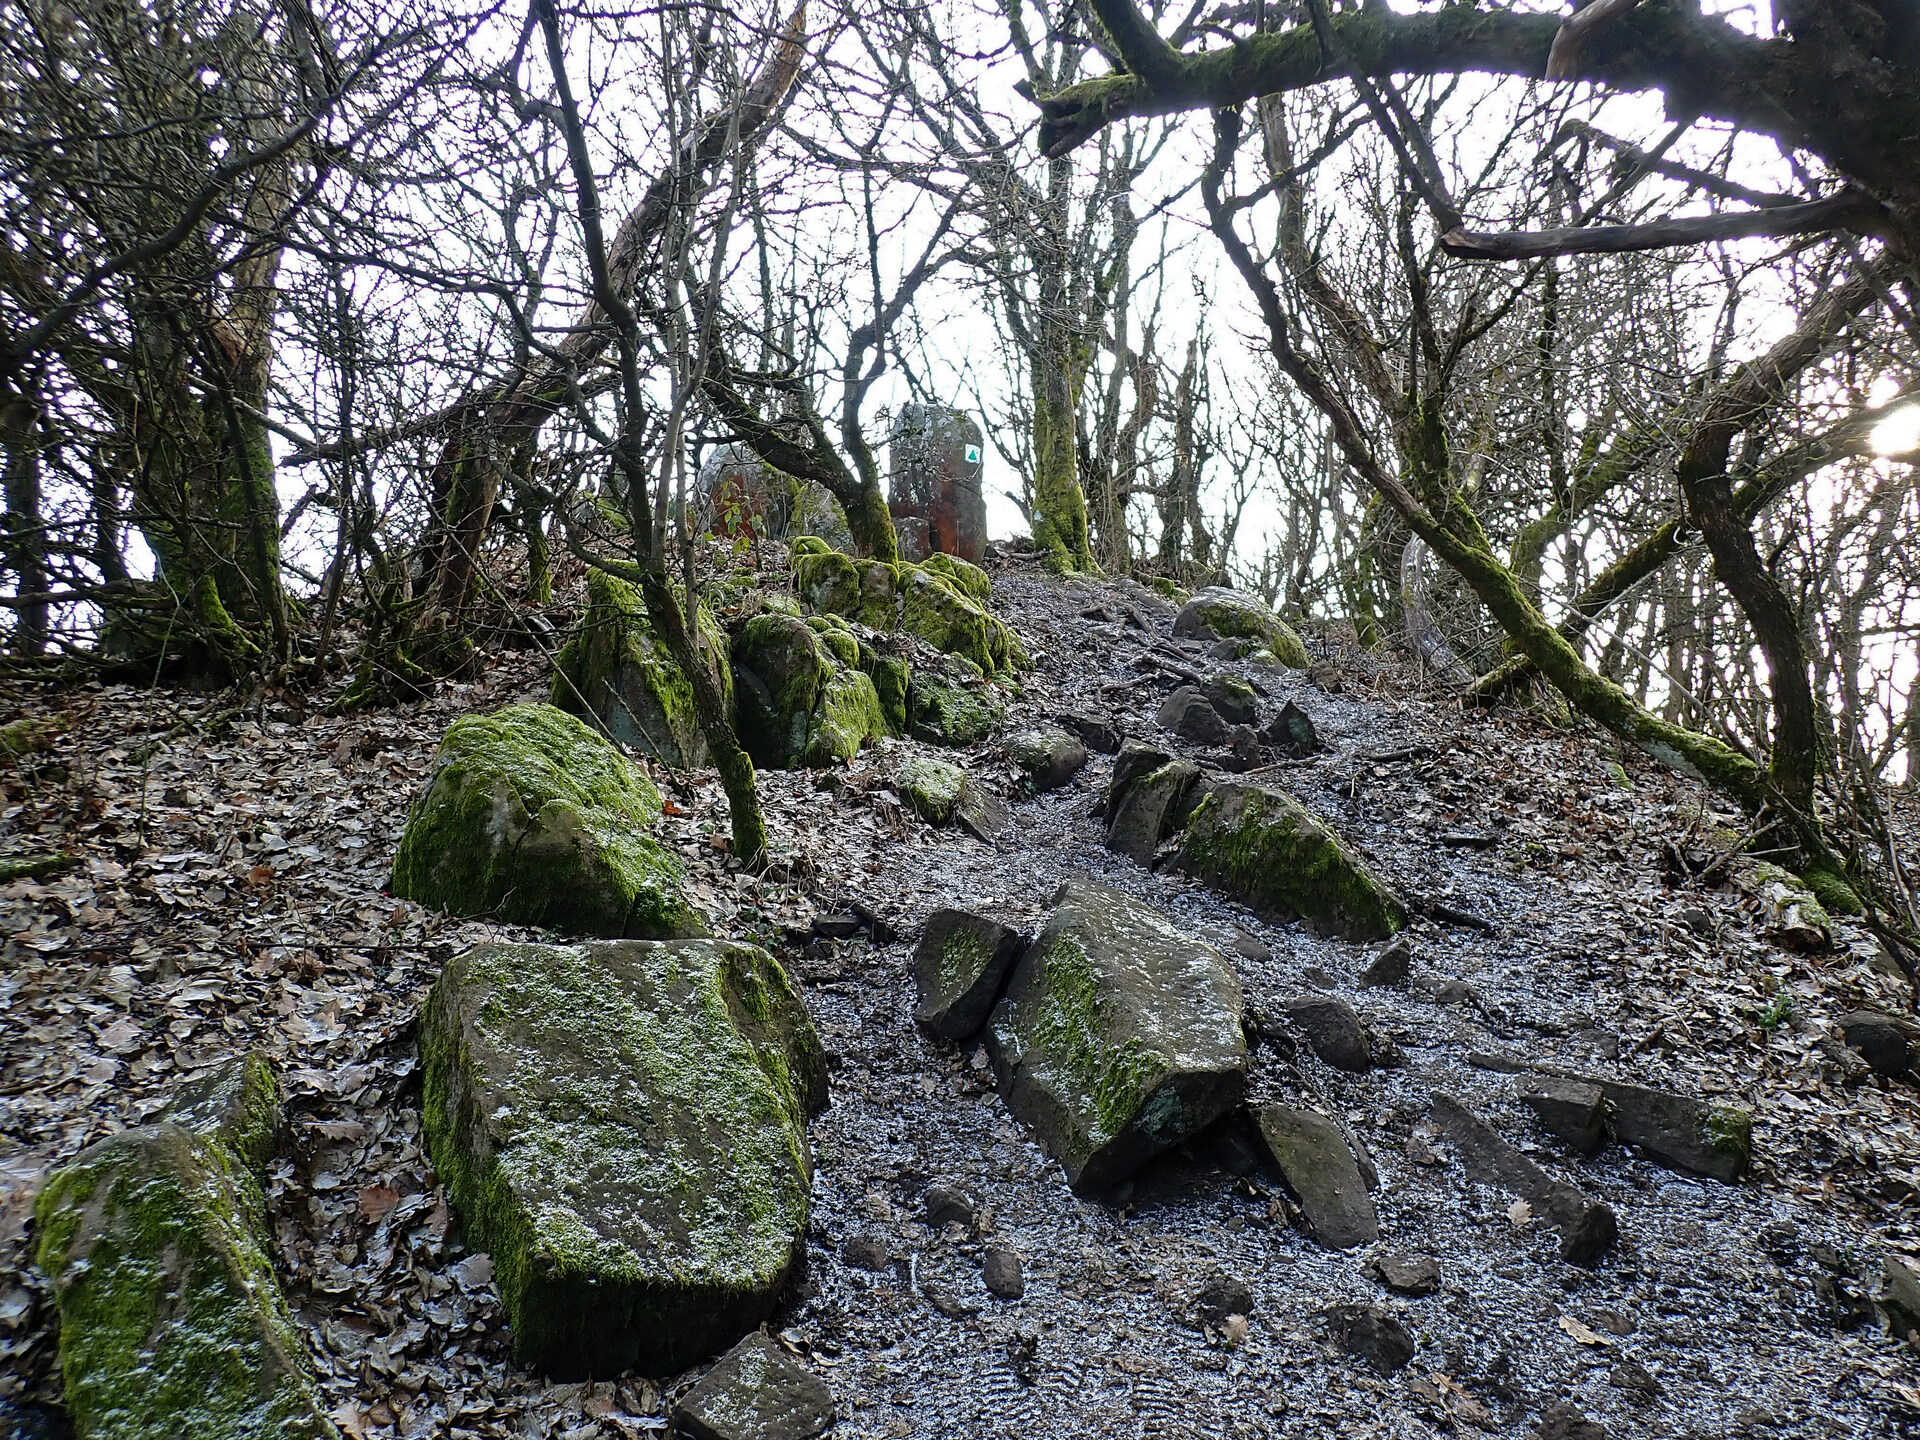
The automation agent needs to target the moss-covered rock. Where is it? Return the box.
[551,571,731,768]
[913,909,1028,1041]
[906,654,1003,747]
[1174,779,1403,941]
[792,549,861,618]
[732,613,888,769]
[420,940,826,1377]
[900,566,1021,676]
[919,552,991,603]
[1,714,62,758]
[1730,859,1833,950]
[1801,865,1864,917]
[1002,728,1089,791]
[1172,587,1308,669]
[792,481,856,552]
[897,754,966,824]
[390,703,705,939]
[986,878,1247,1192]
[868,655,911,736]
[33,1054,338,1440]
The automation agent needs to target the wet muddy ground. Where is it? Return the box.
[3,552,1917,1438]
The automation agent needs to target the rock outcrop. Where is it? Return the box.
[390,703,705,938]
[789,538,1023,679]
[987,879,1247,1191]
[1171,587,1309,669]
[33,1054,338,1440]
[420,940,827,1377]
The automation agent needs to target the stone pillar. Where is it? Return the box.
[888,404,986,563]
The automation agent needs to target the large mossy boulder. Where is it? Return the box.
[789,539,1023,679]
[551,571,731,768]
[1172,587,1309,669]
[390,703,705,938]
[987,879,1247,1192]
[732,613,889,769]
[421,939,827,1378]
[33,1054,339,1440]
[1176,779,1404,941]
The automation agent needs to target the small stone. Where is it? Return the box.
[1373,1252,1440,1296]
[811,913,863,940]
[954,778,1011,843]
[924,1183,976,1231]
[842,1234,890,1271]
[1517,1076,1609,1156]
[1156,687,1232,746]
[1230,930,1271,965]
[1325,1302,1414,1374]
[1192,1270,1254,1326]
[1226,725,1262,772]
[672,1332,835,1440]
[1608,1357,1663,1406]
[983,1248,1025,1299]
[1434,980,1477,1005]
[1758,1219,1801,1266]
[1260,700,1321,756]
[1534,1401,1605,1440]
[1836,1009,1914,1078]
[1882,1254,1920,1338]
[1205,674,1260,726]
[1057,711,1122,754]
[1299,966,1336,991]
[1359,937,1411,989]
[1282,994,1373,1073]
[1253,1104,1379,1250]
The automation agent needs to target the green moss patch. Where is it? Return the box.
[1172,587,1308,669]
[897,754,965,824]
[419,939,825,1377]
[390,703,704,939]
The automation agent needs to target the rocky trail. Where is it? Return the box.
[4,549,1920,1439]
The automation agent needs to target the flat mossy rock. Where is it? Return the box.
[420,940,828,1378]
[733,614,889,769]
[390,703,705,939]
[1172,587,1308,670]
[33,1054,338,1440]
[551,571,731,768]
[986,878,1247,1192]
[1175,779,1404,941]
[1730,858,1834,949]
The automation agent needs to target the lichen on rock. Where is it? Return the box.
[419,939,826,1377]
[33,1053,338,1440]
[389,702,705,939]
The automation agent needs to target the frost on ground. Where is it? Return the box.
[2,552,1918,1439]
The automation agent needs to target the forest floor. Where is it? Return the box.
[3,551,1919,1439]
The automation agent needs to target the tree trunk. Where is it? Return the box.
[1,379,48,654]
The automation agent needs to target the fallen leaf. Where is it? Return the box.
[1558,1314,1614,1347]
[358,1184,401,1222]
[1507,1199,1532,1227]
